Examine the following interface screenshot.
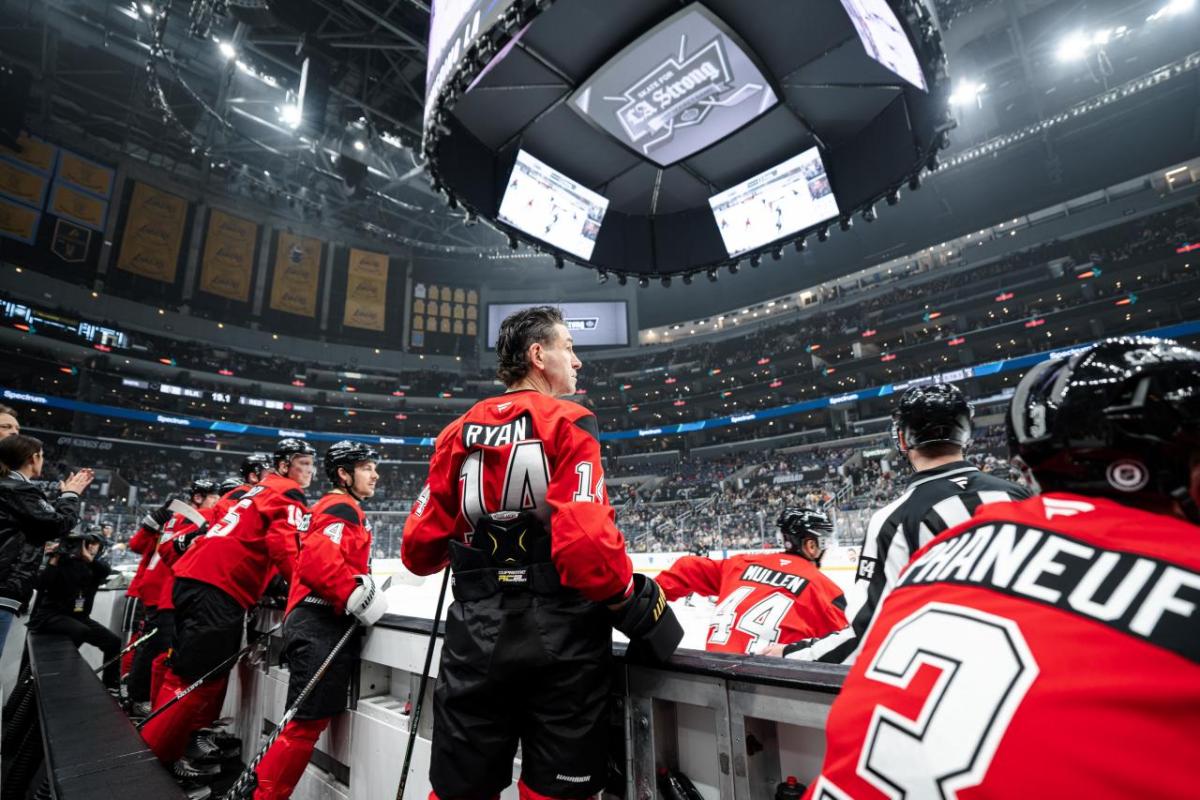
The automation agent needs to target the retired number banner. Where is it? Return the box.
[269,231,322,317]
[343,248,389,331]
[115,182,189,283]
[199,209,258,302]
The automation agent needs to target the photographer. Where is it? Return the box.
[28,532,120,689]
[0,434,94,653]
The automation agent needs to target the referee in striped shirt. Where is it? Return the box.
[766,383,1031,663]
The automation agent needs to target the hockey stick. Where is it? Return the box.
[394,567,450,800]
[136,620,284,730]
[221,576,392,800]
[94,626,158,675]
[168,498,208,529]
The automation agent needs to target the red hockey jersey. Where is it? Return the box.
[285,492,372,616]
[402,389,634,603]
[658,552,848,654]
[174,474,307,609]
[154,505,222,611]
[134,514,186,610]
[125,524,158,600]
[807,493,1200,800]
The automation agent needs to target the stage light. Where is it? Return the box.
[218,40,236,59]
[353,140,366,152]
[908,173,922,191]
[617,273,628,286]
[660,276,671,288]
[948,80,986,107]
[638,277,650,288]
[141,3,155,15]
[279,104,301,128]
[507,234,518,250]
[554,256,564,269]
[794,238,807,252]
[862,205,877,222]
[817,226,829,243]
[446,194,459,211]
[749,254,761,268]
[1056,32,1090,62]
[707,269,718,282]
[682,273,693,285]
[597,271,609,284]
[886,190,900,206]
[770,246,782,261]
[729,263,739,275]
[839,217,852,232]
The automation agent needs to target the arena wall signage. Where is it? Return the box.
[485,301,628,348]
[569,4,777,167]
[8,321,1196,447]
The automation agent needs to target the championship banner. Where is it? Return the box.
[56,151,115,199]
[198,209,258,302]
[343,248,388,331]
[269,231,322,317]
[0,198,40,244]
[0,133,57,173]
[50,219,91,263]
[49,183,108,231]
[0,160,49,208]
[115,182,189,283]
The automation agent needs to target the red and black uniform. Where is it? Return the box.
[807,493,1200,800]
[120,523,158,678]
[657,552,847,654]
[141,475,307,764]
[251,492,374,800]
[126,515,184,705]
[402,389,634,800]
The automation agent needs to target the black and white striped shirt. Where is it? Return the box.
[787,461,1031,664]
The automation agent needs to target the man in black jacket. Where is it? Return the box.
[0,434,93,653]
[28,532,120,688]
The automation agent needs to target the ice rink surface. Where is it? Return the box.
[375,551,858,651]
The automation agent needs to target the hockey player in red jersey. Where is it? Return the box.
[141,439,314,779]
[126,479,220,717]
[657,508,847,654]
[807,336,1200,800]
[121,497,174,697]
[249,441,388,799]
[402,306,682,800]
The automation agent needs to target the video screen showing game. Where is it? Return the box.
[497,150,609,261]
[708,147,840,257]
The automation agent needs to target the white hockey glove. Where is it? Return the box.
[345,574,389,626]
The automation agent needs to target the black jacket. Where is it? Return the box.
[0,473,82,613]
[29,552,112,622]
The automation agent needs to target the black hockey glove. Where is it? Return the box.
[141,498,175,532]
[172,526,207,555]
[610,574,683,663]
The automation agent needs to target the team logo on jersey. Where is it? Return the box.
[856,556,878,582]
[322,522,344,545]
[739,564,808,595]
[495,401,513,413]
[463,412,534,449]
[1106,459,1149,492]
[414,484,431,518]
[949,476,970,490]
[1042,498,1095,518]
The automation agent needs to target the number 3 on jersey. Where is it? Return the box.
[853,602,1039,800]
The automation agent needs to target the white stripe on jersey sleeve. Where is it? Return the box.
[977,489,1017,506]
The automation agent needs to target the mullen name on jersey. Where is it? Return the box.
[739,564,810,596]
[900,522,1200,663]
[463,412,535,449]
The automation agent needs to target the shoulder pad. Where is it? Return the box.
[573,414,599,442]
[322,502,360,526]
[284,488,307,504]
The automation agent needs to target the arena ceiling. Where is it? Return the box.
[2,0,1197,316]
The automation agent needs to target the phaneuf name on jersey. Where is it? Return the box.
[899,523,1200,664]
[739,564,809,595]
[463,412,535,449]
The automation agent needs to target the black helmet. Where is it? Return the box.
[190,478,219,497]
[892,382,973,453]
[274,438,316,472]
[218,475,242,495]
[324,440,380,484]
[240,452,273,481]
[777,507,833,553]
[1008,336,1200,516]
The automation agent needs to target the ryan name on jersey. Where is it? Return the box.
[900,522,1200,662]
[463,412,533,448]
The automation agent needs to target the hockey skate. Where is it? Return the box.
[173,755,221,783]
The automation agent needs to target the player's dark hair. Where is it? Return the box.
[0,434,43,478]
[495,306,565,386]
[0,404,16,418]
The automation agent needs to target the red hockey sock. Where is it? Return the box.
[150,652,169,703]
[518,778,582,800]
[141,670,229,763]
[198,674,229,728]
[251,717,329,800]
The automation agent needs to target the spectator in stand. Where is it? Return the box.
[0,405,19,439]
[0,435,94,652]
